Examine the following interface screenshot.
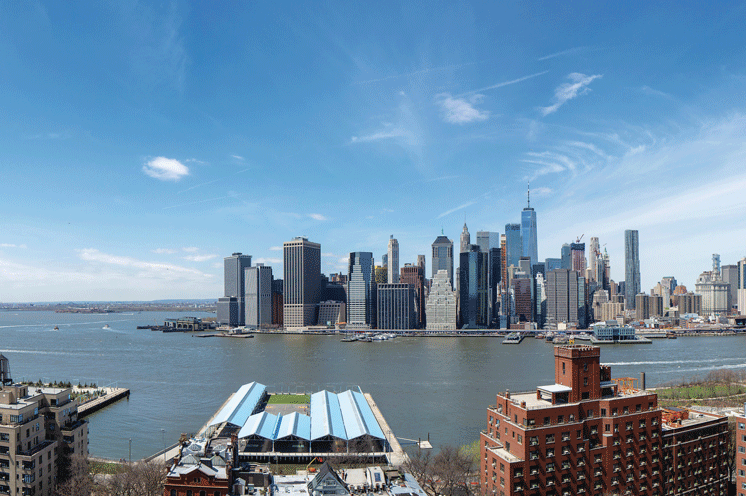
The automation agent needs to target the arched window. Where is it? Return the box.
[171,490,176,496]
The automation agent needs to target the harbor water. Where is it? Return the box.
[1,310,744,460]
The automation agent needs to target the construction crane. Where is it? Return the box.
[576,234,584,243]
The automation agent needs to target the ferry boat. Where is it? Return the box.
[53,326,59,330]
[103,324,110,329]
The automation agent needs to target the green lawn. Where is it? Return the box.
[656,383,746,400]
[267,394,310,405]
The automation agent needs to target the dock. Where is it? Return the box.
[364,393,409,467]
[78,387,130,418]
[502,332,525,344]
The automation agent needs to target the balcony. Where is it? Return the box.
[18,440,54,458]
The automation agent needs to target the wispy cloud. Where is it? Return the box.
[162,194,238,210]
[269,246,282,251]
[142,157,190,181]
[78,249,209,278]
[435,94,489,124]
[459,71,549,96]
[0,243,27,249]
[436,201,476,219]
[537,46,590,61]
[184,254,217,262]
[184,158,208,165]
[351,128,409,143]
[640,85,676,101]
[182,247,199,253]
[308,213,328,221]
[231,154,244,161]
[541,73,602,116]
[152,248,177,254]
[354,61,480,85]
[255,257,282,264]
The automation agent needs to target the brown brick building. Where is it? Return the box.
[735,410,746,496]
[480,345,728,496]
[401,264,425,329]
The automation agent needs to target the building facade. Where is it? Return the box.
[460,223,471,254]
[521,191,538,266]
[546,269,586,328]
[570,243,585,273]
[624,230,641,310]
[245,264,273,328]
[387,236,399,284]
[376,283,415,330]
[425,270,457,331]
[283,237,322,328]
[480,345,729,496]
[217,297,239,326]
[347,252,376,329]
[695,270,729,316]
[432,235,454,285]
[505,224,522,272]
[223,253,252,326]
[400,264,425,329]
[459,246,488,329]
[737,409,746,496]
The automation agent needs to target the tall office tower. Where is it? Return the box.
[401,263,426,329]
[712,253,721,276]
[347,252,376,329]
[488,247,501,325]
[560,243,571,269]
[425,270,457,330]
[417,254,426,273]
[476,231,491,253]
[432,233,454,285]
[377,283,416,330]
[602,248,611,291]
[500,234,507,290]
[459,245,488,328]
[518,256,532,277]
[545,257,562,272]
[224,252,252,325]
[588,237,600,282]
[245,264,273,328]
[504,223,522,269]
[545,268,582,326]
[512,276,532,322]
[535,272,547,327]
[521,184,538,265]
[283,237,321,328]
[460,223,471,253]
[695,267,729,315]
[624,230,641,309]
[381,253,388,270]
[271,279,283,326]
[738,258,746,313]
[387,235,399,284]
[570,242,586,272]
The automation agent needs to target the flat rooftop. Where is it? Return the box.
[502,387,654,411]
[662,410,724,430]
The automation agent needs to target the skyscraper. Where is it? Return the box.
[504,223,522,270]
[570,242,585,273]
[588,237,600,282]
[401,264,426,328]
[347,252,376,329]
[223,252,252,325]
[459,245,488,328]
[546,268,584,326]
[417,254,426,273]
[425,270,457,330]
[460,223,471,253]
[722,264,737,311]
[624,230,640,309]
[432,233,454,284]
[560,243,571,270]
[488,247,501,325]
[283,237,321,328]
[521,184,538,265]
[377,283,415,330]
[476,231,491,253]
[245,264,273,328]
[387,235,399,284]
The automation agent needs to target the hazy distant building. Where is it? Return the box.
[377,283,415,330]
[417,254,426,273]
[624,230,641,309]
[387,236,399,284]
[739,257,746,314]
[636,293,663,321]
[271,279,283,326]
[347,252,376,329]
[425,270,457,331]
[401,264,426,328]
[675,292,702,315]
[545,257,561,273]
[695,262,729,316]
[381,253,388,271]
[588,237,599,282]
[432,234,454,284]
[601,301,624,322]
[512,277,532,322]
[560,244,571,270]
[245,264,273,328]
[224,252,252,325]
[521,186,538,265]
[217,297,239,326]
[283,237,321,328]
[488,247,501,324]
[504,223,522,271]
[721,264,738,311]
[460,223,471,253]
[459,245,488,328]
[535,272,547,327]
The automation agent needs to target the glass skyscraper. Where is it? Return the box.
[504,223,522,269]
[624,230,640,309]
[347,252,376,329]
[521,206,538,266]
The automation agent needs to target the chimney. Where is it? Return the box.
[640,372,646,391]
[506,390,510,399]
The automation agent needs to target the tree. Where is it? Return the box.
[96,461,166,496]
[727,417,737,482]
[405,445,475,496]
[54,454,92,496]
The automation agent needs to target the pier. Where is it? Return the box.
[78,387,130,418]
[364,393,409,466]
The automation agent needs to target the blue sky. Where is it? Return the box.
[2,1,746,301]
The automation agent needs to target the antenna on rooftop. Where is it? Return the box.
[527,181,530,209]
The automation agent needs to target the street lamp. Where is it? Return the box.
[161,429,166,463]
[129,438,132,464]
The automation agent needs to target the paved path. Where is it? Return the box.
[364,393,409,467]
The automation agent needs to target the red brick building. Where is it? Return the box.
[480,345,728,496]
[164,454,231,496]
[735,410,746,496]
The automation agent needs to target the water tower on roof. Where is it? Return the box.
[0,354,12,386]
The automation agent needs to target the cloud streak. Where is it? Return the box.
[459,70,549,96]
[537,46,589,61]
[436,94,489,124]
[541,73,602,116]
[436,201,476,219]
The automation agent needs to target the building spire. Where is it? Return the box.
[527,181,530,209]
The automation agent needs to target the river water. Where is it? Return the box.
[1,310,744,460]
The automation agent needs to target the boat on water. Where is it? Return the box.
[103,324,110,329]
[340,335,358,342]
[666,332,678,339]
[53,326,59,330]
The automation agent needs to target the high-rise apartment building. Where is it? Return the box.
[347,252,376,329]
[387,236,399,284]
[377,283,415,330]
[624,230,640,309]
[512,276,533,322]
[570,242,586,273]
[737,408,746,496]
[223,252,252,325]
[505,224,522,271]
[459,245,488,328]
[588,237,600,282]
[400,264,425,329]
[245,264,273,328]
[460,223,471,253]
[521,186,538,266]
[431,234,454,285]
[635,293,663,321]
[0,356,89,496]
[283,237,321,328]
[425,270,457,331]
[480,345,729,496]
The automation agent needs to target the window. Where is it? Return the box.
[612,408,617,416]
[584,363,588,372]
[587,409,593,418]
[562,432,570,441]
[636,404,641,412]
[529,436,539,446]
[577,430,582,439]
[200,492,206,496]
[517,434,522,444]
[583,378,588,387]
[739,423,745,430]
[639,420,646,429]
[546,448,554,457]
[546,434,555,443]
[623,406,629,414]
[544,417,550,425]
[187,491,192,496]
[500,463,505,472]
[626,422,633,431]
[601,408,606,416]
[215,492,221,496]
[562,363,565,374]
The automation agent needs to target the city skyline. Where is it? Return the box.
[2,2,746,301]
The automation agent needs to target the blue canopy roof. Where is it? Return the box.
[237,411,278,439]
[210,382,266,427]
[310,390,347,440]
[275,412,312,440]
